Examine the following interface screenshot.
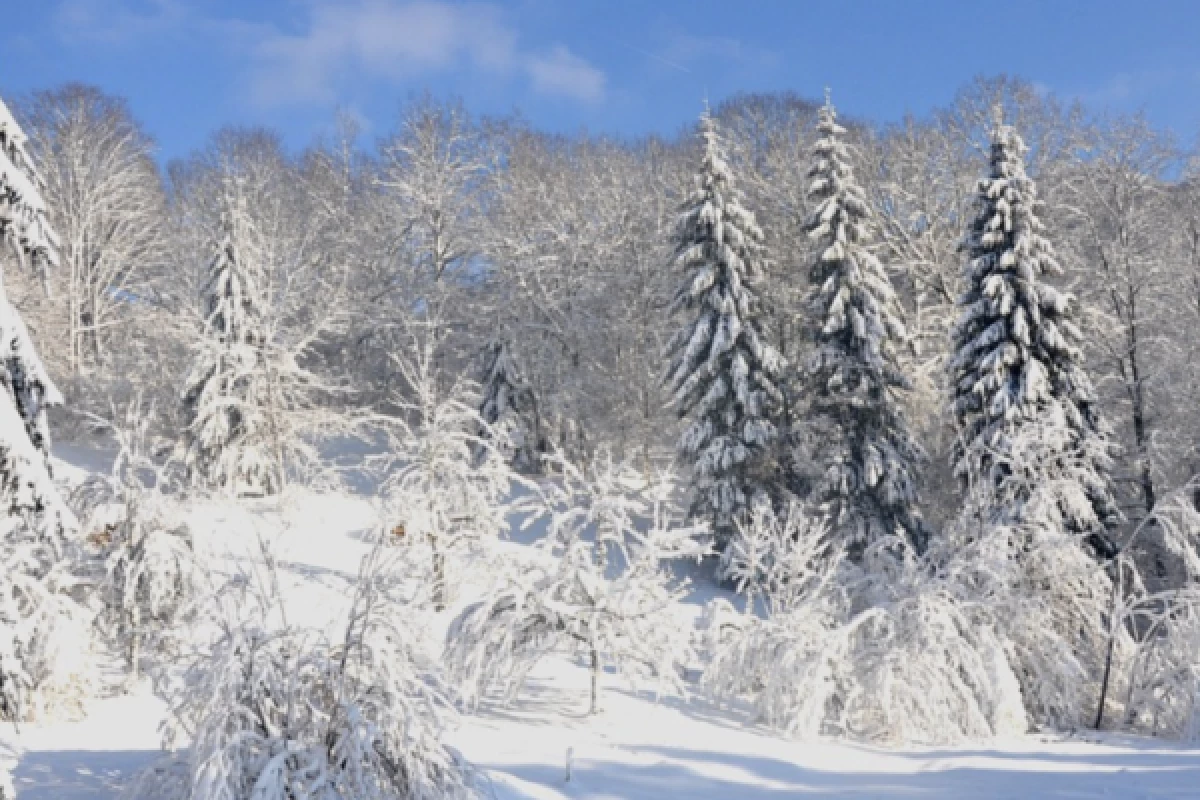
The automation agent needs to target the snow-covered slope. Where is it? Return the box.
[6,449,1200,799]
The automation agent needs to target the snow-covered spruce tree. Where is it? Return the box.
[478,339,541,473]
[800,95,930,558]
[180,186,283,497]
[665,110,785,567]
[445,450,705,715]
[949,109,1120,557]
[0,96,93,729]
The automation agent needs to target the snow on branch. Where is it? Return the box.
[445,450,707,714]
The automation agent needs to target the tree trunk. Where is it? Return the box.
[1094,565,1122,730]
[589,644,600,715]
[432,536,446,612]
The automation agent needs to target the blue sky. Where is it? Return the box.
[3,0,1199,162]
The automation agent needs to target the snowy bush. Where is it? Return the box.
[377,333,516,610]
[72,401,198,678]
[0,733,15,800]
[0,515,94,723]
[445,450,706,713]
[941,421,1121,731]
[1107,489,1200,739]
[706,501,1028,744]
[131,544,475,800]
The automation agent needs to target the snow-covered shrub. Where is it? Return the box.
[705,501,1028,744]
[1110,489,1200,738]
[721,499,835,611]
[132,544,474,800]
[72,401,198,678]
[0,732,15,800]
[378,334,516,610]
[941,420,1120,731]
[445,450,706,713]
[0,515,94,723]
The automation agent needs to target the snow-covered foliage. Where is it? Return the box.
[445,450,706,713]
[665,110,785,564]
[941,420,1121,729]
[705,502,1026,744]
[132,543,475,800]
[800,96,930,557]
[180,177,319,497]
[0,509,93,724]
[0,93,93,725]
[477,339,541,473]
[72,400,197,678]
[949,109,1120,556]
[21,86,167,376]
[720,499,832,609]
[379,334,516,610]
[0,96,60,274]
[1091,488,1200,739]
[180,185,280,495]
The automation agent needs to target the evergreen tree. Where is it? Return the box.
[801,95,930,557]
[181,186,282,496]
[478,338,541,473]
[0,96,88,728]
[949,109,1119,556]
[665,110,785,565]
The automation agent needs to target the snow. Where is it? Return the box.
[6,445,1200,799]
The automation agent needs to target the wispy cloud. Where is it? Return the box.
[657,33,780,74]
[248,1,519,108]
[55,0,188,44]
[53,0,607,108]
[524,45,606,103]
[1072,68,1185,108]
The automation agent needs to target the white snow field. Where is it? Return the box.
[5,448,1200,800]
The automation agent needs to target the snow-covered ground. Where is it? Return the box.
[7,448,1200,799]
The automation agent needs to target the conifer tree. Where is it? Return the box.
[181,186,282,496]
[949,109,1120,556]
[0,96,89,729]
[478,338,541,472]
[665,110,785,564]
[801,95,930,557]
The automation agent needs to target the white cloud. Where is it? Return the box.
[53,0,607,110]
[658,33,780,74]
[54,0,188,44]
[1074,69,1181,108]
[523,46,606,104]
[249,1,520,108]
[246,1,605,109]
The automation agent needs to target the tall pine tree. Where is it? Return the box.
[0,96,86,728]
[666,110,785,565]
[801,95,930,557]
[181,186,282,496]
[950,109,1119,556]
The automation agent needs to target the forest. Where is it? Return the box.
[2,73,1200,798]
